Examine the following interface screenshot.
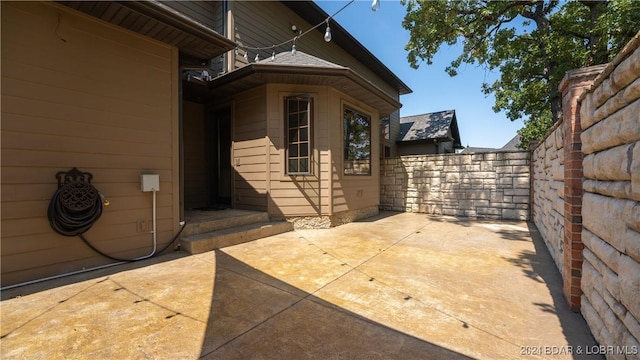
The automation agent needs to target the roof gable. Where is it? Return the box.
[398,110,456,141]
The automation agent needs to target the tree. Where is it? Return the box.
[401,0,640,149]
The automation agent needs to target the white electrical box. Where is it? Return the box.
[141,174,160,192]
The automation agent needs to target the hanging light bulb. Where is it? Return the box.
[371,0,380,12]
[291,44,297,56]
[324,20,332,42]
[243,51,248,61]
[255,53,260,62]
[271,50,276,61]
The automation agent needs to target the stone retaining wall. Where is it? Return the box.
[380,152,530,220]
[579,36,640,355]
[532,122,565,272]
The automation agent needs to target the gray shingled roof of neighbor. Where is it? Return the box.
[500,134,522,150]
[398,110,462,148]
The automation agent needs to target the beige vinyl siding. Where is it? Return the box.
[233,86,268,211]
[160,1,218,30]
[266,84,331,217]
[329,89,380,214]
[227,1,397,103]
[183,101,207,209]
[1,2,179,286]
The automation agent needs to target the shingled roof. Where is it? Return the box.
[256,51,345,68]
[398,110,462,148]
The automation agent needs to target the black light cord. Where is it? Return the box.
[48,184,186,262]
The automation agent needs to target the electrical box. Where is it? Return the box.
[140,174,160,192]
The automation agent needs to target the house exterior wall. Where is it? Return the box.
[225,1,398,106]
[232,86,269,212]
[266,84,332,218]
[161,1,219,31]
[183,101,207,210]
[330,89,381,221]
[229,83,381,225]
[1,2,180,286]
[398,142,436,156]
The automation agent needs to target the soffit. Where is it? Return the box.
[57,1,235,61]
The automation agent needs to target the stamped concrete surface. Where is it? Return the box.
[1,212,601,359]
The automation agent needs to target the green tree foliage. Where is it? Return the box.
[402,0,639,149]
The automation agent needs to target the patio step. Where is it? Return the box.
[182,210,269,237]
[180,220,293,254]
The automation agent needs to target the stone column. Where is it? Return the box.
[558,65,606,311]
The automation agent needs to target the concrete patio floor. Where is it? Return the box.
[1,212,601,359]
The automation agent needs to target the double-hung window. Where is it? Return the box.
[285,96,312,175]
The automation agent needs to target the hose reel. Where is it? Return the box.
[47,167,185,262]
[48,167,106,237]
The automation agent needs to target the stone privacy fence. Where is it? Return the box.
[579,37,640,353]
[380,152,530,220]
[531,33,639,353]
[532,122,565,272]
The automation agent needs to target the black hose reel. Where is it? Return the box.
[48,167,185,262]
[48,167,107,237]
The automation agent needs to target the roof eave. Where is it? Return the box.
[282,1,412,96]
[207,63,403,114]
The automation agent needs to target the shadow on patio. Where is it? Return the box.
[1,212,600,359]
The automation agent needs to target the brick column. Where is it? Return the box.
[558,65,606,311]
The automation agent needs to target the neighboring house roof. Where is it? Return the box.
[206,51,402,115]
[459,147,495,154]
[500,134,522,150]
[283,1,412,96]
[58,1,235,61]
[458,134,522,153]
[398,110,463,148]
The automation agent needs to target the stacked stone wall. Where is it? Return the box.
[380,152,530,220]
[532,122,566,271]
[579,36,640,355]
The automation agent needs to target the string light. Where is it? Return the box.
[371,0,380,12]
[254,53,260,62]
[234,0,361,57]
[324,20,332,42]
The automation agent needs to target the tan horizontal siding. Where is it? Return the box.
[1,2,179,286]
[229,1,396,98]
[233,87,267,211]
[160,1,218,30]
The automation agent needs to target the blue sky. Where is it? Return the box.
[315,0,524,149]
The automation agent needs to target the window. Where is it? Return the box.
[285,96,312,175]
[343,107,371,176]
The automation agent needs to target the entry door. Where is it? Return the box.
[208,107,232,207]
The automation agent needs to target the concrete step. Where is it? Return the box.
[180,220,293,254]
[182,210,269,237]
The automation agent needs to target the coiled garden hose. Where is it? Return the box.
[48,168,185,262]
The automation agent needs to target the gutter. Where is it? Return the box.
[119,1,236,54]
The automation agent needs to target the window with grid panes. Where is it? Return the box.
[285,97,312,175]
